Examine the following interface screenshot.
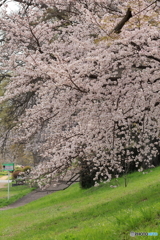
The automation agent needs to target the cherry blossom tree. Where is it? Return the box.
[0,0,159,188]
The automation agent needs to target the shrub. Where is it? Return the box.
[22,166,31,174]
[14,165,23,172]
[12,171,22,179]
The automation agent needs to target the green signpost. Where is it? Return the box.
[2,163,14,200]
[2,163,14,172]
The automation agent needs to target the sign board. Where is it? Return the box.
[1,165,14,200]
[2,163,14,172]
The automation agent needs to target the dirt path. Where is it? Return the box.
[0,176,8,188]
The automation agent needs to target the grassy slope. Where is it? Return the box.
[0,172,34,207]
[0,184,34,207]
[0,167,160,240]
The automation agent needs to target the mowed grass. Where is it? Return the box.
[0,171,34,206]
[0,167,160,240]
[0,183,35,207]
[0,171,8,176]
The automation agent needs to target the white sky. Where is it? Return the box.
[3,0,19,13]
[7,1,19,12]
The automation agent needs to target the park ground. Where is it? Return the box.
[0,167,160,240]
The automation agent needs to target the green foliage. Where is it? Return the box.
[22,166,31,174]
[0,171,8,176]
[14,165,23,171]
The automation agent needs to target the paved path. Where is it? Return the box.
[0,175,79,211]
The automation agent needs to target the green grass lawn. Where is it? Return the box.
[0,167,160,240]
[0,171,8,176]
[0,183,35,207]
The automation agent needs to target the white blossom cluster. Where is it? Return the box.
[0,0,159,188]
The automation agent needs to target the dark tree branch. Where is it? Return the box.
[146,55,160,63]
[67,72,88,93]
[130,41,141,51]
[112,8,132,34]
[0,0,7,7]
